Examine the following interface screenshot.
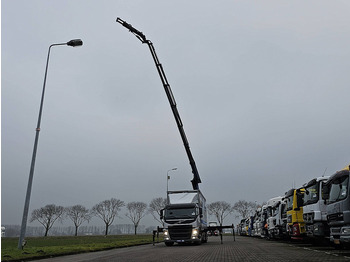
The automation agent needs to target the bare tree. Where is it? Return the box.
[207,201,234,226]
[233,200,257,219]
[30,204,64,236]
[149,197,167,226]
[91,198,125,236]
[125,202,147,235]
[65,205,91,236]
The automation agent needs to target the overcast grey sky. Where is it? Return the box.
[2,0,350,228]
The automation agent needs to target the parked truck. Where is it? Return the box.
[266,196,285,239]
[285,188,306,239]
[302,176,330,239]
[324,165,350,247]
[253,207,262,237]
[160,190,207,246]
[208,222,219,236]
[238,218,249,236]
[258,205,268,238]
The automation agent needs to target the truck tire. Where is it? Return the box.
[201,232,208,243]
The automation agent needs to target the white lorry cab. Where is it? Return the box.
[260,204,269,238]
[324,166,350,246]
[253,207,262,237]
[266,196,284,239]
[302,176,330,239]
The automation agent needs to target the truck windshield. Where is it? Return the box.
[286,196,293,211]
[267,207,272,217]
[272,205,279,216]
[329,176,349,203]
[165,207,197,219]
[303,182,319,206]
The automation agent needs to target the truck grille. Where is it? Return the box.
[327,213,343,222]
[331,227,341,234]
[303,213,314,224]
[168,225,192,240]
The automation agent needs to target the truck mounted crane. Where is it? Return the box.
[116,18,201,190]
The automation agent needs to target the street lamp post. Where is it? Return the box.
[166,168,177,193]
[18,39,83,250]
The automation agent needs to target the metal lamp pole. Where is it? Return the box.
[166,168,177,193]
[18,39,83,250]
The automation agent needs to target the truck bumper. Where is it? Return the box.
[269,227,284,239]
[306,222,328,237]
[164,227,203,245]
[330,226,350,245]
[291,223,306,240]
[165,238,201,244]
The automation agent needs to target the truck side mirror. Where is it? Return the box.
[199,207,203,218]
[160,209,164,220]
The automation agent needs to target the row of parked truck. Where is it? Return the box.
[238,165,350,247]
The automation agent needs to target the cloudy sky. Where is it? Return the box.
[2,0,350,228]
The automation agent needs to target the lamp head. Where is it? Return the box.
[67,39,83,47]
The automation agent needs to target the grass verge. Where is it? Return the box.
[1,234,154,261]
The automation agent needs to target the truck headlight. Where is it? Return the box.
[192,228,199,237]
[163,229,169,240]
[342,227,350,234]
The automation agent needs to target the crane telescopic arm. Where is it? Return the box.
[116,18,201,190]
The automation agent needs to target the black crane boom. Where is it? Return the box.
[116,18,201,190]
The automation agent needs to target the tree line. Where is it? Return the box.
[208,200,261,226]
[29,198,259,237]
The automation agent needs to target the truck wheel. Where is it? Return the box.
[165,242,174,246]
[334,243,343,250]
[201,232,208,243]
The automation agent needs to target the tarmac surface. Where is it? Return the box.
[30,235,350,262]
